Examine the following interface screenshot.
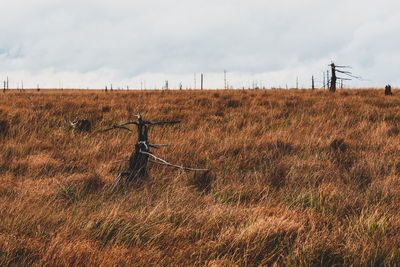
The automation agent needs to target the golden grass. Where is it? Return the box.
[1,88,400,265]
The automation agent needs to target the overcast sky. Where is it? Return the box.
[1,0,399,89]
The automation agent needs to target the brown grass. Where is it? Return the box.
[1,88,400,265]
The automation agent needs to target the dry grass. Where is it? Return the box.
[1,88,400,265]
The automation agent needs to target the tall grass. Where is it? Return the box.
[1,89,400,265]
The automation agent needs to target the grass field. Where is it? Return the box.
[1,88,400,266]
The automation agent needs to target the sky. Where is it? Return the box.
[1,0,400,89]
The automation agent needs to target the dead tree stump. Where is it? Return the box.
[126,125,149,183]
[385,85,392,96]
[330,63,336,92]
[104,113,209,190]
[70,119,91,132]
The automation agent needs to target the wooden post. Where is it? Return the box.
[37,84,40,92]
[201,73,203,90]
[329,63,336,92]
[312,76,315,90]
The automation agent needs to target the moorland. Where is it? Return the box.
[1,88,400,265]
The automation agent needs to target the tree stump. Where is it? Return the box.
[104,114,207,190]
[70,119,91,132]
[385,85,392,96]
[126,126,149,183]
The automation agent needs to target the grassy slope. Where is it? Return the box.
[1,89,400,266]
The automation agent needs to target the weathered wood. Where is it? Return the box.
[126,125,149,182]
[330,63,336,92]
[105,113,207,190]
[385,85,392,96]
[312,76,314,90]
[70,119,91,132]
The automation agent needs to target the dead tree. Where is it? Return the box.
[330,63,337,92]
[326,63,361,92]
[385,85,392,96]
[104,113,209,190]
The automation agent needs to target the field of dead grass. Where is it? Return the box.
[1,88,400,265]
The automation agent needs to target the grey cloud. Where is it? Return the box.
[1,0,400,88]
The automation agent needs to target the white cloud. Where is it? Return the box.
[1,0,400,88]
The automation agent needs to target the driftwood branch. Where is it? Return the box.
[141,151,209,172]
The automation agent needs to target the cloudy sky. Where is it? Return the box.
[1,0,399,89]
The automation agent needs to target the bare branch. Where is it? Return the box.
[116,121,139,127]
[337,77,352,81]
[143,120,180,126]
[103,122,136,132]
[336,70,352,74]
[335,69,363,80]
[343,73,362,80]
[110,172,129,191]
[141,151,209,172]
